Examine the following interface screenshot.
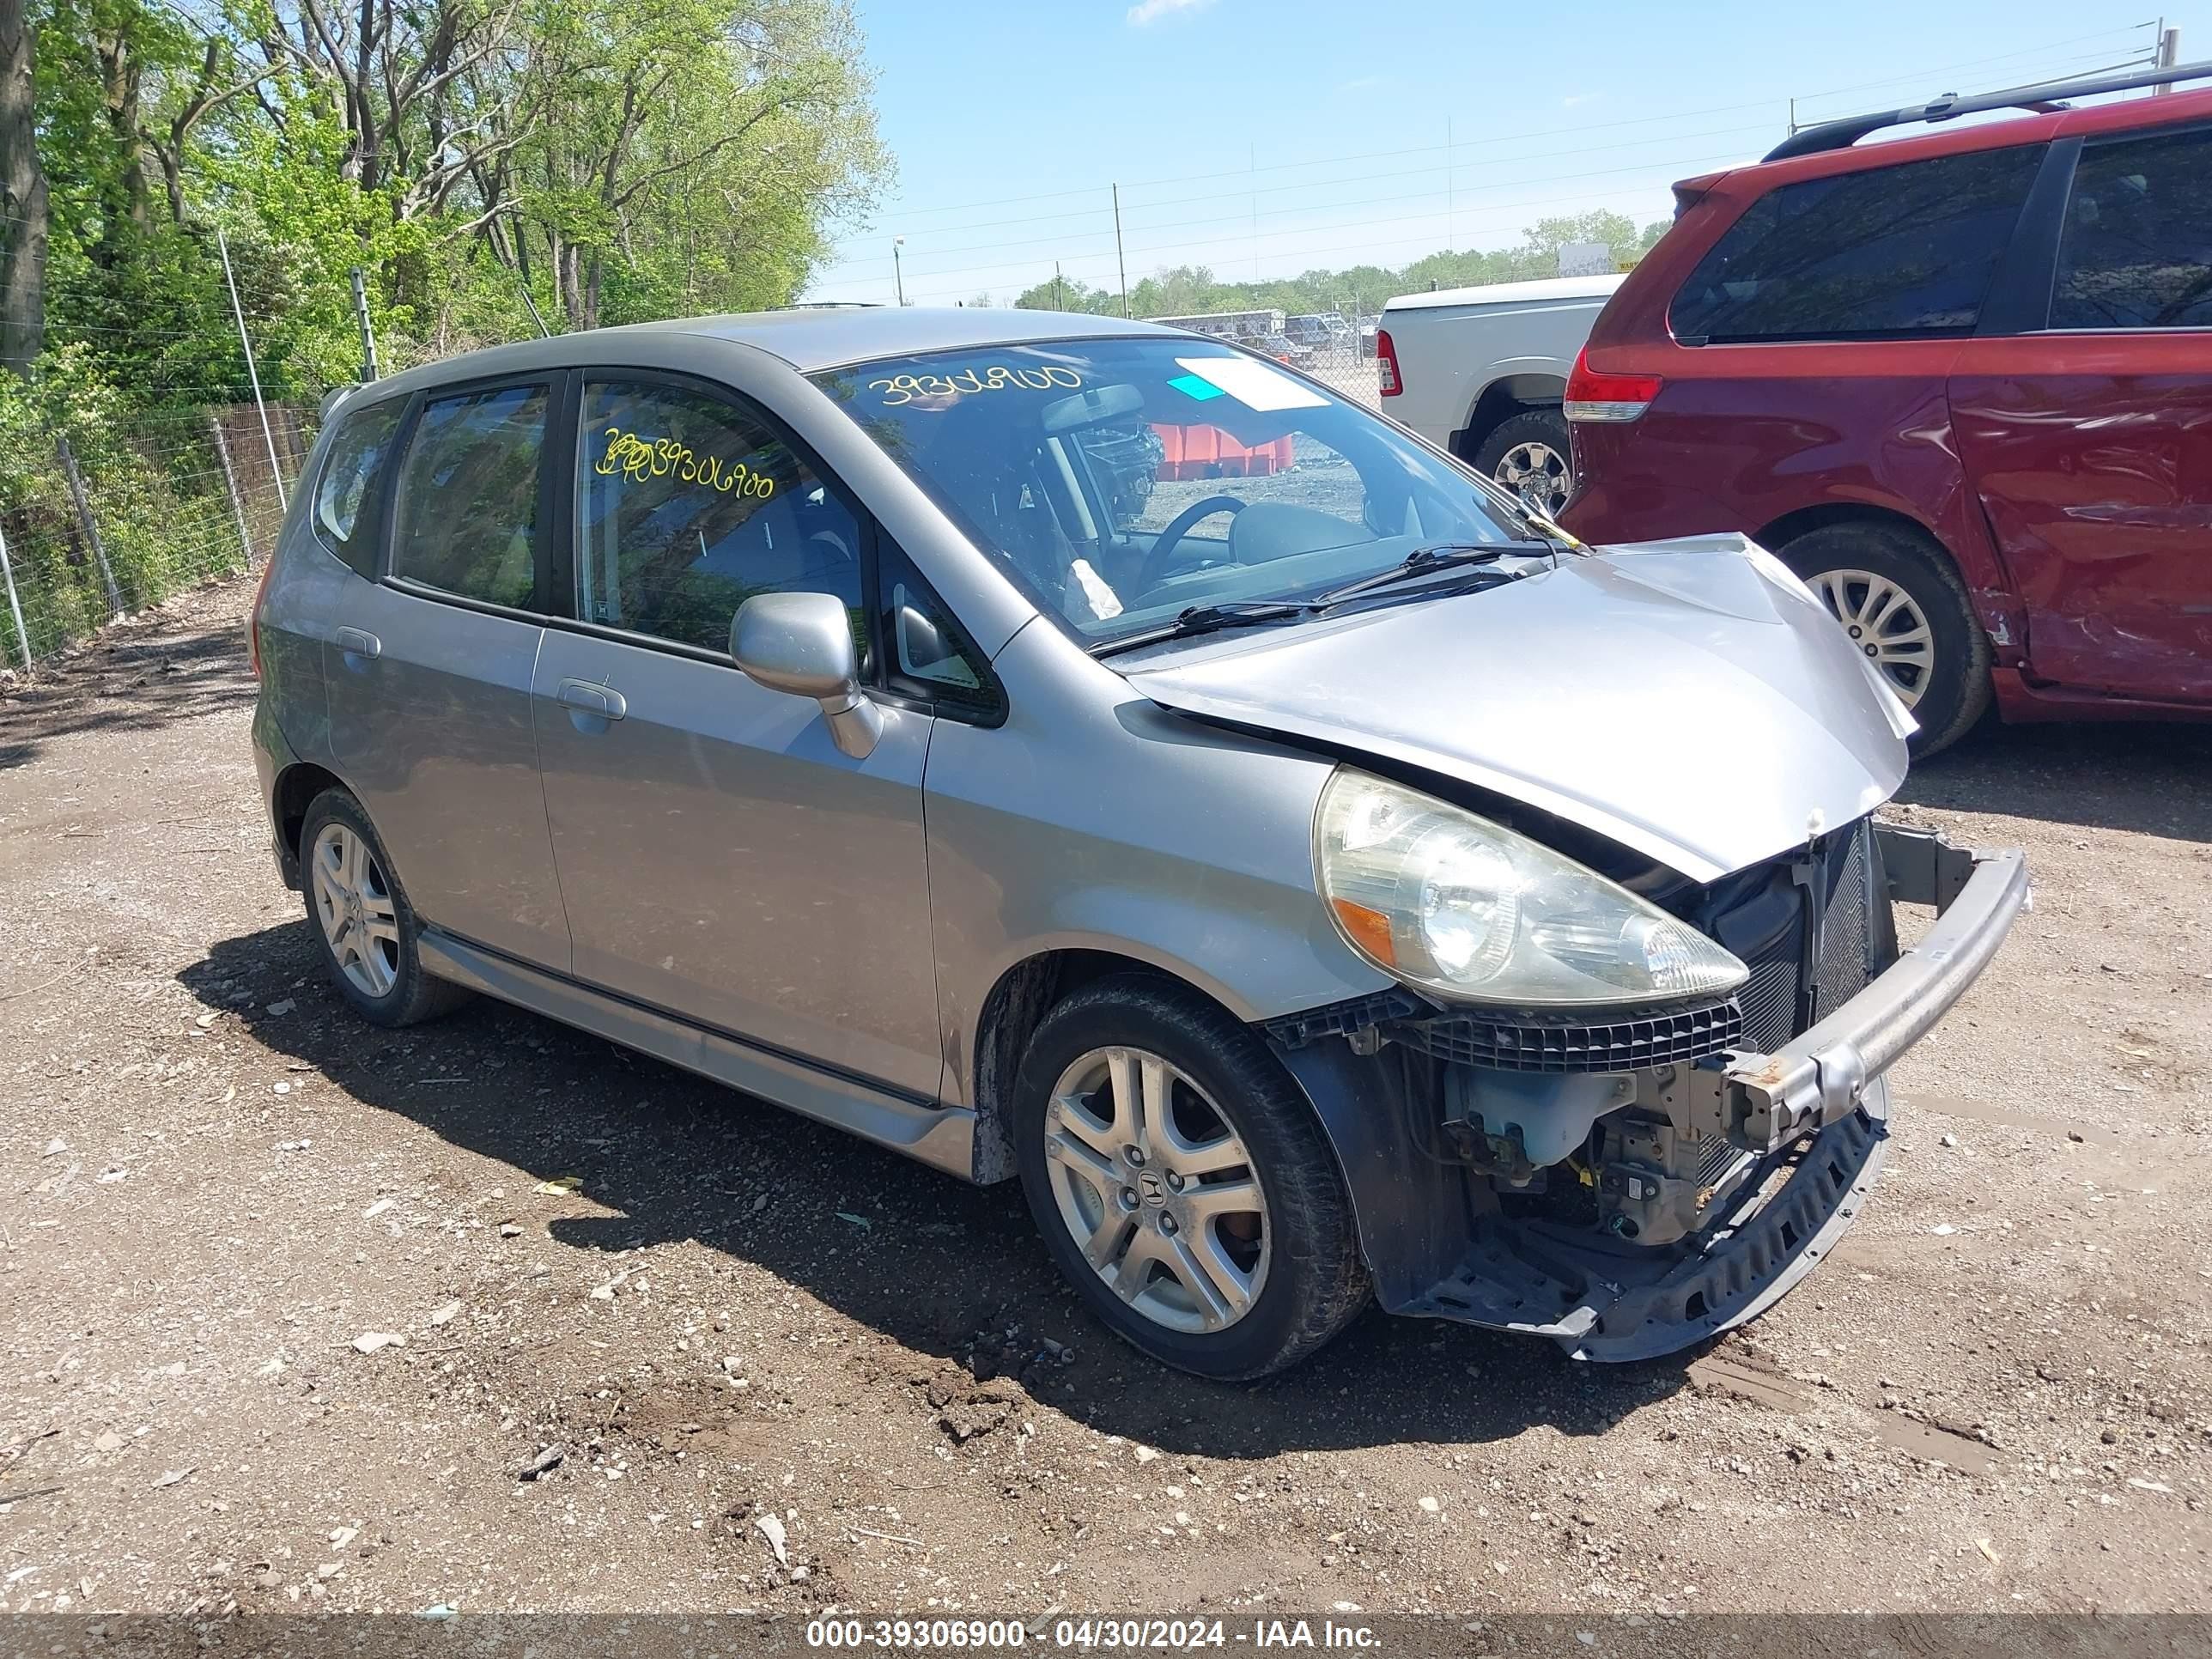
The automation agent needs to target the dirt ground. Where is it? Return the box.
[1,574,2207,1622]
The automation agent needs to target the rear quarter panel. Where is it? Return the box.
[1382,295,1609,449]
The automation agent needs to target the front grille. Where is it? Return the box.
[1813,820,1875,1020]
[1395,1001,1743,1073]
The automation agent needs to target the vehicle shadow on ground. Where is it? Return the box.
[1899,719,2212,842]
[181,921,1686,1458]
[0,606,254,770]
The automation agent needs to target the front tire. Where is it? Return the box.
[300,788,471,1028]
[1013,975,1370,1380]
[1781,521,1992,757]
[1471,409,1574,516]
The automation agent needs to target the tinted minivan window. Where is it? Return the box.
[313,398,404,575]
[578,380,865,655]
[1670,145,2044,343]
[2053,128,2212,329]
[390,383,548,609]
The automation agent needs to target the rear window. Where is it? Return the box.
[1669,145,2044,343]
[2052,126,2212,330]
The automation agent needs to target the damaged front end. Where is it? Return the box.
[1266,819,2027,1361]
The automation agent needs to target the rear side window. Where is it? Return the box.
[578,379,866,657]
[390,383,549,610]
[2052,128,2212,329]
[312,399,403,575]
[1670,145,2044,343]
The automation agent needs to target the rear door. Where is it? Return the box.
[324,376,571,969]
[1951,124,2212,702]
[531,374,950,1099]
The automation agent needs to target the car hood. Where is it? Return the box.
[1121,534,1910,883]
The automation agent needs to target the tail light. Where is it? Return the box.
[1376,328,1402,397]
[247,551,279,678]
[1564,346,1662,422]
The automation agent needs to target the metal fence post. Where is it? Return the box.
[0,516,31,671]
[55,434,125,619]
[216,226,288,513]
[208,414,255,568]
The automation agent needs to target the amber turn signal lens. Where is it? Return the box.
[1330,897,1396,968]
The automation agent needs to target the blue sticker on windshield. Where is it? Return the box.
[1167,373,1227,401]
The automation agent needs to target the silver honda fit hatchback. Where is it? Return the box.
[249,307,2027,1378]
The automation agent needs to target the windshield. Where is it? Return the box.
[810,338,1531,648]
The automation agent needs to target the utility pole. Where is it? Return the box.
[892,236,907,306]
[1054,261,1063,311]
[1112,185,1129,319]
[216,226,285,513]
[2153,21,2179,93]
[349,266,379,381]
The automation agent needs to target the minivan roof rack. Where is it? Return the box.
[1763,58,2212,161]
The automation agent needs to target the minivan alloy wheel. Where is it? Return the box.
[1492,441,1571,515]
[1808,568,1934,708]
[1042,1045,1271,1334]
[310,822,401,999]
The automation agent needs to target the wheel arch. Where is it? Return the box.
[1753,500,1950,561]
[968,945,1257,1185]
[270,761,348,887]
[1453,373,1567,460]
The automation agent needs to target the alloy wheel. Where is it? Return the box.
[1042,1046,1270,1334]
[310,822,401,999]
[1808,568,1935,708]
[1493,441,1571,515]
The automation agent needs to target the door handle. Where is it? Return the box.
[332,626,381,661]
[555,678,627,721]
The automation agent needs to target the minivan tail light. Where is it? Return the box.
[1564,346,1661,422]
[247,551,278,679]
[1376,328,1402,397]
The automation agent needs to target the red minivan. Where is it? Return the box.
[1562,64,2212,754]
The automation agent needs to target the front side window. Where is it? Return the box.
[313,398,404,575]
[810,341,1531,649]
[578,380,866,657]
[1669,145,2044,343]
[390,383,548,608]
[2053,128,2212,330]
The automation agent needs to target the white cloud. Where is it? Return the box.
[1127,0,1213,25]
[1560,92,1600,108]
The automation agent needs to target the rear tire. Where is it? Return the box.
[1781,520,1992,758]
[1013,975,1370,1381]
[299,787,472,1028]
[1471,409,1574,516]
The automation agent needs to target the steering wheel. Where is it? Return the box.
[1135,495,1249,593]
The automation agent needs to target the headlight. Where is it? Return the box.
[1314,770,1748,1006]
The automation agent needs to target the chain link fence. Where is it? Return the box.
[0,379,329,674]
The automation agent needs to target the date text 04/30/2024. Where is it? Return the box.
[803,1617,1383,1650]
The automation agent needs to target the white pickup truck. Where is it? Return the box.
[1376,273,1625,514]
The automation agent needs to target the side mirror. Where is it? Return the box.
[729,591,883,760]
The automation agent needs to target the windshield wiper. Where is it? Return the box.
[1312,542,1534,607]
[1091,599,1321,658]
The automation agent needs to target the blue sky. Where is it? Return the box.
[799,2,2180,307]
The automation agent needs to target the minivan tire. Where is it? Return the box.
[299,787,473,1028]
[1012,974,1370,1380]
[1470,408,1575,515]
[1781,521,1993,758]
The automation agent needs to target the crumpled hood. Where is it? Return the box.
[1121,534,1910,882]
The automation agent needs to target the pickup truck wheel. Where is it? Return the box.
[1471,409,1574,514]
[1014,975,1370,1380]
[300,788,472,1028]
[1781,522,1992,757]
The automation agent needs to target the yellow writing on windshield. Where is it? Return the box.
[596,428,776,499]
[868,364,1083,406]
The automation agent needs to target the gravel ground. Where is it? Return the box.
[0,574,2207,1621]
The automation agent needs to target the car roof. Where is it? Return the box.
[1382,273,1626,313]
[355,306,1192,400]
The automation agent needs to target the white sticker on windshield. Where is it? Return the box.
[1172,356,1328,412]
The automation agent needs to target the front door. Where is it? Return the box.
[1952,124,2212,702]
[531,374,943,1099]
[325,377,571,968]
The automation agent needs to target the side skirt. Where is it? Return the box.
[417,929,977,1182]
